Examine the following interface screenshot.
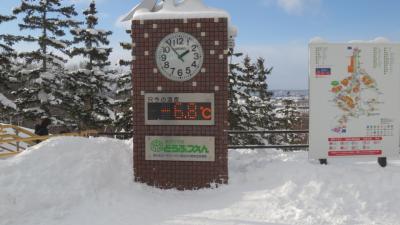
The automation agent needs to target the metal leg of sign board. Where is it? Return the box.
[319,158,328,165]
[377,157,387,168]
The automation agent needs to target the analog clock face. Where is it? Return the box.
[156,32,204,82]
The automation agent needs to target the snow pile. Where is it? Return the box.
[1,137,400,225]
[0,137,132,225]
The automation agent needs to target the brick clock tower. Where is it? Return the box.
[124,0,236,190]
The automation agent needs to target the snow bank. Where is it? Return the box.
[1,138,400,225]
[0,137,132,224]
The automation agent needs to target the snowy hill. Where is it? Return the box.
[1,137,400,225]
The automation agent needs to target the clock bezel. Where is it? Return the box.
[155,32,204,82]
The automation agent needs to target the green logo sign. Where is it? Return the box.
[150,140,164,152]
[150,139,209,154]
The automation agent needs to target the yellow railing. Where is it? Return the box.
[0,124,98,158]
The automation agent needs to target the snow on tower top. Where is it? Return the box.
[122,0,237,38]
[309,37,327,44]
[123,0,228,21]
[348,37,391,44]
[309,36,392,44]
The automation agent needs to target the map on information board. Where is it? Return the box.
[309,43,400,159]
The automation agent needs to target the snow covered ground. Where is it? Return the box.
[1,137,400,225]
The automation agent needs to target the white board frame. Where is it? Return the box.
[309,43,400,159]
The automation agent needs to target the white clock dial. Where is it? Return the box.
[156,32,204,82]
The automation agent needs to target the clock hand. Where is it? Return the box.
[178,50,190,60]
[166,42,184,62]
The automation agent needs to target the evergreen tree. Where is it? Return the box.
[112,30,133,132]
[13,0,80,71]
[228,53,253,145]
[0,13,24,122]
[66,0,114,130]
[251,58,277,144]
[0,14,17,67]
[12,0,80,124]
[228,54,275,145]
[275,99,302,145]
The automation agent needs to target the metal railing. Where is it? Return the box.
[95,130,310,150]
[228,144,309,149]
[0,127,309,158]
[227,130,309,149]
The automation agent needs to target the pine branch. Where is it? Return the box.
[0,14,16,23]
[0,34,26,46]
[120,42,132,50]
[119,59,132,66]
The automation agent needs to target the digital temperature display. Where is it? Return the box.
[148,102,212,121]
[145,93,214,125]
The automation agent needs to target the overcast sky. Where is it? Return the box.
[1,0,400,90]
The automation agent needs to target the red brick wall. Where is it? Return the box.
[132,18,229,190]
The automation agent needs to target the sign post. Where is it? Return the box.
[309,42,400,166]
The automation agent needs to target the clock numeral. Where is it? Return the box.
[192,45,198,52]
[170,67,176,75]
[177,37,184,45]
[177,69,183,77]
[186,67,191,75]
[164,62,170,68]
[161,54,167,61]
[167,38,184,46]
[191,61,197,67]
[163,47,171,53]
[194,53,200,60]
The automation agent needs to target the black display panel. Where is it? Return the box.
[148,102,212,121]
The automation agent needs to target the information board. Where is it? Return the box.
[145,136,215,161]
[309,43,400,159]
[145,93,214,125]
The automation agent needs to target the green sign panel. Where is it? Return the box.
[145,136,215,161]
